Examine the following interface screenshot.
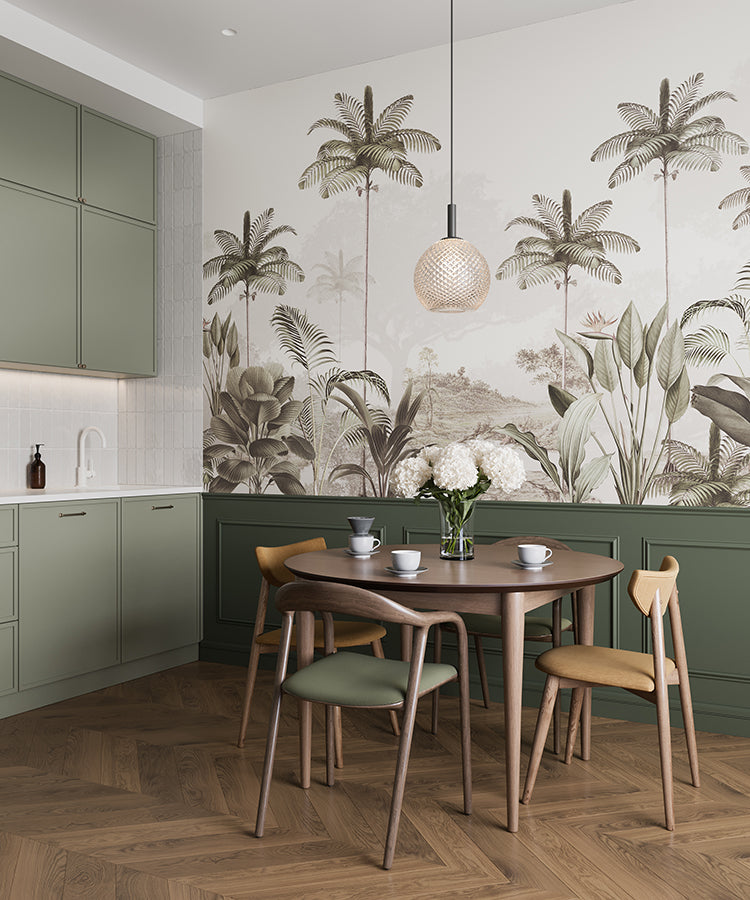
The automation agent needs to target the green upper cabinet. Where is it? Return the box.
[81,208,156,376]
[0,73,78,199]
[81,109,155,224]
[0,70,157,378]
[0,183,78,369]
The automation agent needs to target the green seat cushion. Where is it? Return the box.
[456,612,572,638]
[282,651,457,707]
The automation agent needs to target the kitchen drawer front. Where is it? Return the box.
[0,506,16,546]
[0,548,17,621]
[0,623,17,696]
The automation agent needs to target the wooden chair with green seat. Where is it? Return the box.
[255,580,472,870]
[237,537,399,752]
[522,555,700,830]
[433,536,576,752]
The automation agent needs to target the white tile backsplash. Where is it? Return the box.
[0,128,203,493]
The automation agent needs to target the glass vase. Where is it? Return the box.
[438,498,476,560]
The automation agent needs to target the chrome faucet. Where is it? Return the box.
[76,426,107,487]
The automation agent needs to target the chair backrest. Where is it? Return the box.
[493,535,572,552]
[255,537,327,587]
[275,580,461,635]
[627,556,679,617]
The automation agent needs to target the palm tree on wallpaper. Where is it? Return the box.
[591,72,748,323]
[719,165,750,231]
[496,189,639,388]
[307,250,366,357]
[203,208,305,365]
[299,85,440,372]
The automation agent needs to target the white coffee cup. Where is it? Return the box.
[348,533,381,554]
[391,549,421,571]
[517,544,552,566]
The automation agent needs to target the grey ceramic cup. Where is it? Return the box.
[348,516,375,534]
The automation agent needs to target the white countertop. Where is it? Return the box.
[0,485,202,504]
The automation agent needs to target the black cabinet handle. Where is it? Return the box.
[152,504,174,511]
[59,511,87,518]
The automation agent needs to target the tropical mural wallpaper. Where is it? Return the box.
[202,0,750,507]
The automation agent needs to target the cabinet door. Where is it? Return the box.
[0,183,78,369]
[121,495,201,662]
[81,208,156,376]
[19,501,119,688]
[0,548,17,622]
[0,74,78,199]
[81,109,155,223]
[0,623,17,696]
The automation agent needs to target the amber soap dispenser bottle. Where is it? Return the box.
[29,443,46,489]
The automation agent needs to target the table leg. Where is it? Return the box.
[576,585,595,761]
[501,591,524,833]
[296,609,315,789]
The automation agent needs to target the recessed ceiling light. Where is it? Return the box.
[221,27,238,37]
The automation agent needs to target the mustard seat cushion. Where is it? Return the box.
[256,619,386,649]
[455,612,573,639]
[535,644,676,692]
[283,651,457,707]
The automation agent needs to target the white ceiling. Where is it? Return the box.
[4,0,629,98]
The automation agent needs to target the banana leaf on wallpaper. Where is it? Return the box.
[202,74,750,507]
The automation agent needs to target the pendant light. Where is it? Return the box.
[414,0,490,312]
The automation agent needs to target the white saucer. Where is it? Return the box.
[512,559,552,570]
[345,548,380,558]
[385,565,428,577]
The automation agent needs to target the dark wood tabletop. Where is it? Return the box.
[285,542,623,594]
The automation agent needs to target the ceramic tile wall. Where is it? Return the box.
[0,371,118,491]
[118,129,203,487]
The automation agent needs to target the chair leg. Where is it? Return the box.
[255,680,285,837]
[678,675,700,788]
[383,630,428,870]
[325,704,336,787]
[565,687,585,765]
[333,705,344,769]
[654,682,675,830]
[552,599,562,755]
[237,638,263,748]
[522,675,559,804]
[431,625,443,735]
[474,635,491,708]
[372,639,400,736]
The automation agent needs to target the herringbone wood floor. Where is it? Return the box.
[0,661,748,899]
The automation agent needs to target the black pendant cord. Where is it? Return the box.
[447,0,456,239]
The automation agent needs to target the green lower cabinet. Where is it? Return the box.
[121,495,201,662]
[19,500,119,689]
[0,624,17,696]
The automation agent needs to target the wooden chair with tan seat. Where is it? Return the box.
[433,536,576,752]
[237,537,399,750]
[255,580,472,870]
[522,555,700,830]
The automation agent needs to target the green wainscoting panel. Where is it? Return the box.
[202,494,750,736]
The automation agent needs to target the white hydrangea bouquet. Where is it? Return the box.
[392,439,526,559]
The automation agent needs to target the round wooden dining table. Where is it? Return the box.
[285,541,623,832]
